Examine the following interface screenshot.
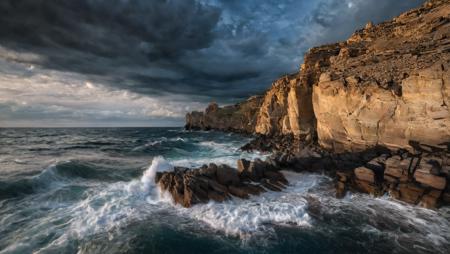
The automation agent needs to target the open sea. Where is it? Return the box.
[0,127,449,254]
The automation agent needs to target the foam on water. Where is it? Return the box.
[140,156,173,193]
[2,128,450,253]
[180,172,320,241]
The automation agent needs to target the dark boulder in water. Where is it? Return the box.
[155,160,288,208]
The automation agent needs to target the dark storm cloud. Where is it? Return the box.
[0,0,426,104]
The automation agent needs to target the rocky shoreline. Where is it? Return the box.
[159,0,450,209]
[245,136,450,209]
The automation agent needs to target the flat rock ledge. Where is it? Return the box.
[155,159,288,208]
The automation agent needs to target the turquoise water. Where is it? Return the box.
[0,128,449,254]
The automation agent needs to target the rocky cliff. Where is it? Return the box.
[186,0,450,153]
[185,95,263,133]
[313,0,450,152]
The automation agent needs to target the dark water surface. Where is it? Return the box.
[0,128,449,254]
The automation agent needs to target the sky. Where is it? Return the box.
[0,0,425,127]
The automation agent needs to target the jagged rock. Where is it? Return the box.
[246,159,266,181]
[156,160,289,208]
[198,163,217,179]
[237,159,250,174]
[185,96,263,133]
[216,164,240,186]
[228,185,250,199]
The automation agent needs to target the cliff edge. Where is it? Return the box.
[186,0,450,153]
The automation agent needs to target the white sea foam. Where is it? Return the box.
[179,171,321,241]
[4,155,450,253]
[17,157,176,253]
[140,156,173,193]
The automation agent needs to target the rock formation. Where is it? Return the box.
[185,95,262,133]
[335,146,450,209]
[313,0,450,152]
[186,0,450,153]
[155,160,288,207]
[181,0,450,208]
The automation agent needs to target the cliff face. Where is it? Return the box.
[185,95,263,133]
[313,0,450,152]
[186,0,450,152]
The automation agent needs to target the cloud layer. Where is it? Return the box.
[0,0,425,126]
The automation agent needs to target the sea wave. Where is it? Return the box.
[183,171,317,241]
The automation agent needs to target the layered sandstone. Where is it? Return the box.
[313,0,450,152]
[254,73,315,141]
[186,0,450,153]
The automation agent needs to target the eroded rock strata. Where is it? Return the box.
[155,160,287,208]
[187,0,450,152]
[178,0,450,208]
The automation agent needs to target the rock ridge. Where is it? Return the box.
[186,0,450,153]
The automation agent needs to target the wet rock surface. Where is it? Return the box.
[335,143,450,209]
[240,134,450,209]
[155,160,287,208]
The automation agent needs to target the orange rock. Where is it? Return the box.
[354,167,376,183]
[398,183,425,204]
[355,179,379,195]
[420,190,442,209]
[414,170,446,190]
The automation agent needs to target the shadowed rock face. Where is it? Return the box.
[186,0,450,153]
[185,95,263,134]
[155,160,288,208]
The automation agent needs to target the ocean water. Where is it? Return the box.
[0,128,449,254]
